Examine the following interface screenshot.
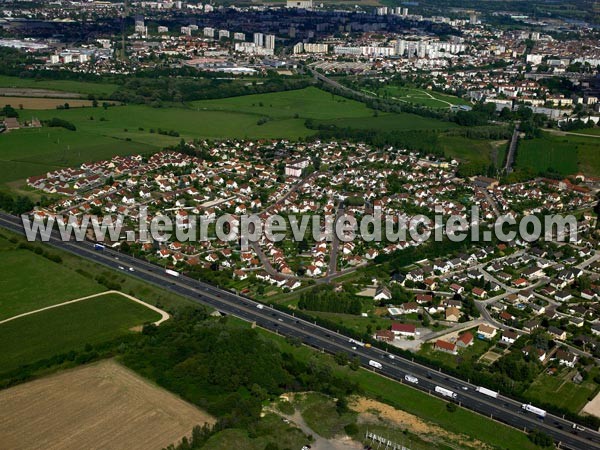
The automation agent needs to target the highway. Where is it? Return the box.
[1,212,599,450]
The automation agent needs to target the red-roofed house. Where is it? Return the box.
[457,332,474,348]
[434,339,457,355]
[391,323,417,337]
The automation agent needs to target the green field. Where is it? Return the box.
[0,293,160,373]
[0,127,156,185]
[0,75,118,98]
[314,111,457,131]
[516,132,600,176]
[525,368,599,414]
[192,86,375,119]
[0,229,199,315]
[0,245,105,320]
[370,86,472,109]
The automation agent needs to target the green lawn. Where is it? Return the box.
[525,367,599,414]
[438,135,498,167]
[418,336,491,369]
[0,293,160,373]
[373,86,471,109]
[0,228,201,315]
[0,246,105,320]
[0,75,118,98]
[314,111,457,131]
[0,127,157,184]
[191,86,374,119]
[516,132,600,177]
[310,311,393,336]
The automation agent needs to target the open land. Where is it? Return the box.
[0,359,215,450]
[0,292,161,373]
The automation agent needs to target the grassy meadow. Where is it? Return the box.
[0,246,105,320]
[0,293,161,373]
[369,85,472,109]
[0,75,117,98]
[516,132,600,176]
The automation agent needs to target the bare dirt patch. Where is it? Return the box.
[0,359,214,450]
[582,391,600,419]
[0,96,93,109]
[350,396,493,450]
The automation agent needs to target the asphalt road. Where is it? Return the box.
[1,212,599,450]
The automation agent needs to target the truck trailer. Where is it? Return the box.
[435,386,457,399]
[476,386,499,398]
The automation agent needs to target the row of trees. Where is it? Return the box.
[298,285,363,314]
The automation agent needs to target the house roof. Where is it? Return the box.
[457,332,473,345]
[391,323,416,333]
[435,340,456,352]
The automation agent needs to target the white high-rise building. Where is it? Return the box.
[286,0,313,9]
[254,32,264,47]
[203,27,215,38]
[218,29,230,39]
[233,32,246,41]
[265,34,275,50]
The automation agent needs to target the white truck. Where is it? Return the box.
[476,386,499,398]
[404,374,419,384]
[368,360,383,370]
[435,386,457,399]
[349,338,365,347]
[165,269,180,277]
[522,404,546,418]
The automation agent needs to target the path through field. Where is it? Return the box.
[0,290,169,326]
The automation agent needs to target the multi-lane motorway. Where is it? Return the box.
[1,212,599,450]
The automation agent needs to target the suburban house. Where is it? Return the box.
[375,329,395,342]
[399,302,420,314]
[434,339,457,355]
[477,324,497,340]
[374,286,392,301]
[472,287,487,299]
[445,306,461,322]
[548,326,567,341]
[556,350,577,368]
[501,330,519,345]
[457,332,474,347]
[391,323,417,338]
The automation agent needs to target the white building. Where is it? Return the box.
[286,0,313,9]
[203,27,215,38]
[253,32,264,47]
[265,34,275,50]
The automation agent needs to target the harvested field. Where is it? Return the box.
[0,96,93,109]
[0,88,84,98]
[0,360,215,450]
